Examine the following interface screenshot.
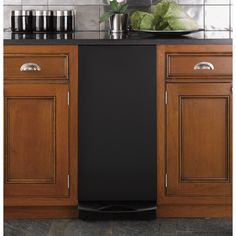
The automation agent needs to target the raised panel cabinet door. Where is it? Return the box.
[4,84,69,201]
[166,83,232,197]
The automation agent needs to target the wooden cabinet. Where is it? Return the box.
[4,46,78,217]
[5,84,69,199]
[166,83,231,197]
[157,45,232,217]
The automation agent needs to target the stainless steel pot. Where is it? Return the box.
[53,10,75,32]
[32,10,53,32]
[11,10,32,32]
[109,14,128,33]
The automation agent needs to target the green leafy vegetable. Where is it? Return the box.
[130,11,155,30]
[168,18,199,30]
[162,1,189,19]
[151,0,170,21]
[131,0,199,31]
[139,13,155,30]
[130,11,143,29]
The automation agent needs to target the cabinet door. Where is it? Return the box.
[4,84,69,205]
[166,83,231,198]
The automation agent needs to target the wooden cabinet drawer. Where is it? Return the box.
[4,54,68,80]
[167,54,232,79]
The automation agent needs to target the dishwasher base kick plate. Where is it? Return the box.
[78,201,157,220]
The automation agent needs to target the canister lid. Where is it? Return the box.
[53,10,75,16]
[32,10,53,16]
[11,10,32,16]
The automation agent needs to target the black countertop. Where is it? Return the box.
[4,30,232,45]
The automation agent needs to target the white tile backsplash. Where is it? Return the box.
[22,0,48,5]
[4,0,21,5]
[179,0,204,4]
[205,5,230,30]
[48,0,75,5]
[49,0,124,5]
[204,30,230,38]
[22,5,47,10]
[182,5,204,28]
[3,0,233,31]
[205,0,230,4]
[230,3,233,30]
[75,5,100,30]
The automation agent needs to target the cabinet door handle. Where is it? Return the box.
[20,63,41,72]
[193,62,214,71]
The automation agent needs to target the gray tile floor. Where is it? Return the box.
[4,218,232,236]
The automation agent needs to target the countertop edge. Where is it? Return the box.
[3,38,233,46]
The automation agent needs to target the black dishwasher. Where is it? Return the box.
[78,45,156,219]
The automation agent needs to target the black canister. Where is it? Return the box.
[53,10,75,32]
[32,10,53,32]
[11,10,32,32]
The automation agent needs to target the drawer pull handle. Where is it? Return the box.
[20,63,41,72]
[194,62,214,71]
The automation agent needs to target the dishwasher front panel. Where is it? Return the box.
[78,45,156,202]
